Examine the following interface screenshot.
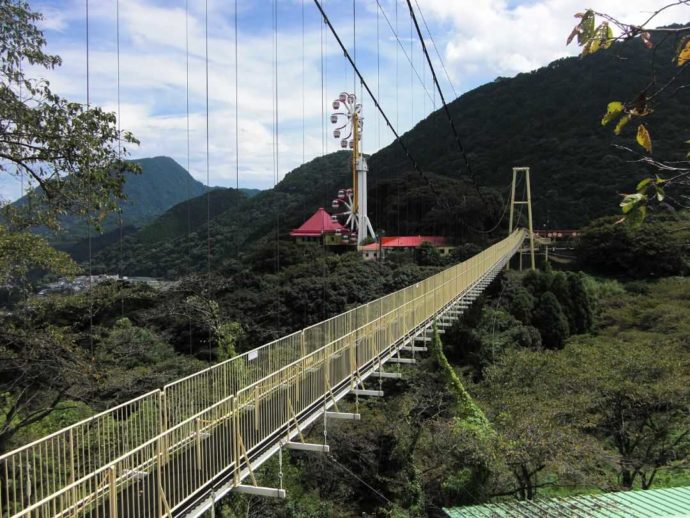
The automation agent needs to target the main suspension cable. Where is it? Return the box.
[405,0,475,183]
[375,0,434,108]
[313,0,441,200]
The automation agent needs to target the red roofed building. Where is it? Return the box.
[290,208,346,245]
[361,236,453,260]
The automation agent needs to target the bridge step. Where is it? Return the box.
[285,442,330,453]
[387,357,416,364]
[234,485,286,499]
[371,371,403,379]
[325,411,361,421]
[401,345,427,352]
[352,389,384,397]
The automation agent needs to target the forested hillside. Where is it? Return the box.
[370,31,689,227]
[91,151,504,277]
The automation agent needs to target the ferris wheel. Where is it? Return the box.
[331,188,356,243]
[329,92,367,245]
[330,92,362,150]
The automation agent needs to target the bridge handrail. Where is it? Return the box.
[0,229,525,516]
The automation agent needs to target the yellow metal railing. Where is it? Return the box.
[0,229,524,517]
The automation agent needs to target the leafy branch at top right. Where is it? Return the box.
[567,4,690,225]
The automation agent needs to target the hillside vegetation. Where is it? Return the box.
[370,32,689,227]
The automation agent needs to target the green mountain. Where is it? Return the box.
[117,156,209,226]
[92,32,689,277]
[16,156,208,247]
[370,33,689,227]
[239,188,261,198]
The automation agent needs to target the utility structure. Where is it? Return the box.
[508,166,536,271]
[330,92,375,245]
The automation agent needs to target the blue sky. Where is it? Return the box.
[0,0,683,202]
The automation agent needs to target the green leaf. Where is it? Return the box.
[636,177,652,191]
[620,193,645,214]
[603,23,614,49]
[602,101,624,126]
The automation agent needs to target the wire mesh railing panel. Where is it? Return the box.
[0,390,161,516]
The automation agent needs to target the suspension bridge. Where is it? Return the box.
[0,0,542,513]
[0,229,525,517]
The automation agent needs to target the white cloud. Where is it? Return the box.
[3,0,687,202]
[416,0,687,88]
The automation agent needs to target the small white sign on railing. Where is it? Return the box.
[248,350,258,361]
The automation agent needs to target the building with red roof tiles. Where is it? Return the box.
[290,208,347,245]
[360,236,453,260]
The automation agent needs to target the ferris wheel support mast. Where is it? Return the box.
[330,92,375,246]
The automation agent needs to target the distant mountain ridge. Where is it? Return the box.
[12,156,209,245]
[118,156,209,226]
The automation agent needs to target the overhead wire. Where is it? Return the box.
[116,0,124,316]
[312,0,441,202]
[413,0,458,101]
[406,0,512,236]
[325,455,394,506]
[205,0,211,278]
[234,0,240,258]
[204,0,212,360]
[395,0,400,234]
[352,0,356,96]
[375,0,434,108]
[395,0,398,132]
[235,1,240,191]
[319,0,327,321]
[405,0,475,184]
[85,0,93,356]
[301,0,305,165]
[273,0,280,276]
[375,1,380,234]
[410,6,413,128]
[185,0,193,354]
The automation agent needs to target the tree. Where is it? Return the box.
[532,292,569,348]
[95,318,204,404]
[0,317,91,452]
[477,348,610,500]
[567,5,690,223]
[0,0,138,230]
[555,337,690,490]
[576,215,688,278]
[415,241,442,266]
[0,223,79,292]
